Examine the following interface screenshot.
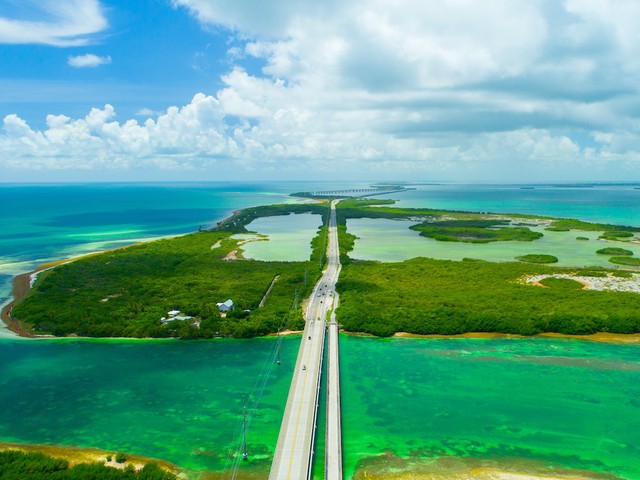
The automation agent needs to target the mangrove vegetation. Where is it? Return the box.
[8,196,640,339]
[11,203,330,338]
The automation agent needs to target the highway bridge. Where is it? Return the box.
[269,200,343,480]
[306,187,407,198]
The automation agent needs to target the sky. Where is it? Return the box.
[2,0,640,183]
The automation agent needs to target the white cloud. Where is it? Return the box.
[4,0,640,180]
[135,108,162,117]
[0,0,107,47]
[68,53,111,68]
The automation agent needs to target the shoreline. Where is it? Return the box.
[392,330,640,344]
[3,200,640,345]
[0,441,181,475]
[0,228,197,339]
[352,452,623,480]
[5,257,640,345]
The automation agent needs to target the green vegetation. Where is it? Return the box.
[12,197,640,340]
[609,256,640,267]
[0,450,175,480]
[576,237,589,241]
[596,247,633,256]
[576,267,609,277]
[336,257,640,337]
[613,270,634,278]
[410,219,542,243]
[603,230,635,238]
[600,231,636,241]
[544,226,570,232]
[515,254,559,264]
[549,218,639,233]
[539,277,584,290]
[12,203,330,338]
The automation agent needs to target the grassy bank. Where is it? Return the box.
[0,443,179,479]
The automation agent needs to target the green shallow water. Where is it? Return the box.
[341,335,640,479]
[348,217,640,267]
[0,337,298,475]
[0,336,639,479]
[236,213,323,261]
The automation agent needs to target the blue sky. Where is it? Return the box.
[2,0,640,183]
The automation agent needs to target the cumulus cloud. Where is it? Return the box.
[4,0,640,180]
[0,0,107,47]
[68,53,111,68]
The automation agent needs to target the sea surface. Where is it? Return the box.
[1,182,640,478]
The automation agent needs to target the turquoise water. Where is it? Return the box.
[2,182,640,478]
[0,335,638,478]
[0,182,326,314]
[341,336,640,478]
[0,336,299,475]
[235,213,323,261]
[379,184,640,227]
[348,218,640,266]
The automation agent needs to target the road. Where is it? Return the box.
[269,200,342,480]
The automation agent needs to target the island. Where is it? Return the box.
[4,197,640,340]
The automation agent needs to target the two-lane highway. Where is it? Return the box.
[269,200,342,480]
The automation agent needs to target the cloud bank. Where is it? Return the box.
[4,0,640,180]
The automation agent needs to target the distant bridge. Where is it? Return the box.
[304,187,408,198]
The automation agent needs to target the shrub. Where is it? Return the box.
[576,268,608,277]
[115,452,127,463]
[602,231,635,238]
[539,277,584,290]
[515,254,558,264]
[609,256,640,267]
[596,247,633,256]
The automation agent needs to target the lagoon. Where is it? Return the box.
[236,213,323,262]
[348,217,640,267]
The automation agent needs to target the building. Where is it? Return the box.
[217,299,234,312]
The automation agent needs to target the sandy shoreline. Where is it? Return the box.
[352,453,623,480]
[0,237,182,338]
[392,331,640,344]
[0,441,181,475]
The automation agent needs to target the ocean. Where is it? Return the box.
[1,181,639,478]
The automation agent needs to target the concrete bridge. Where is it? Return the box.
[269,200,343,480]
[306,187,408,198]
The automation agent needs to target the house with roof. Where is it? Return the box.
[216,299,234,312]
[161,309,193,324]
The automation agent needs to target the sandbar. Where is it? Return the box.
[392,331,640,345]
[352,453,623,480]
